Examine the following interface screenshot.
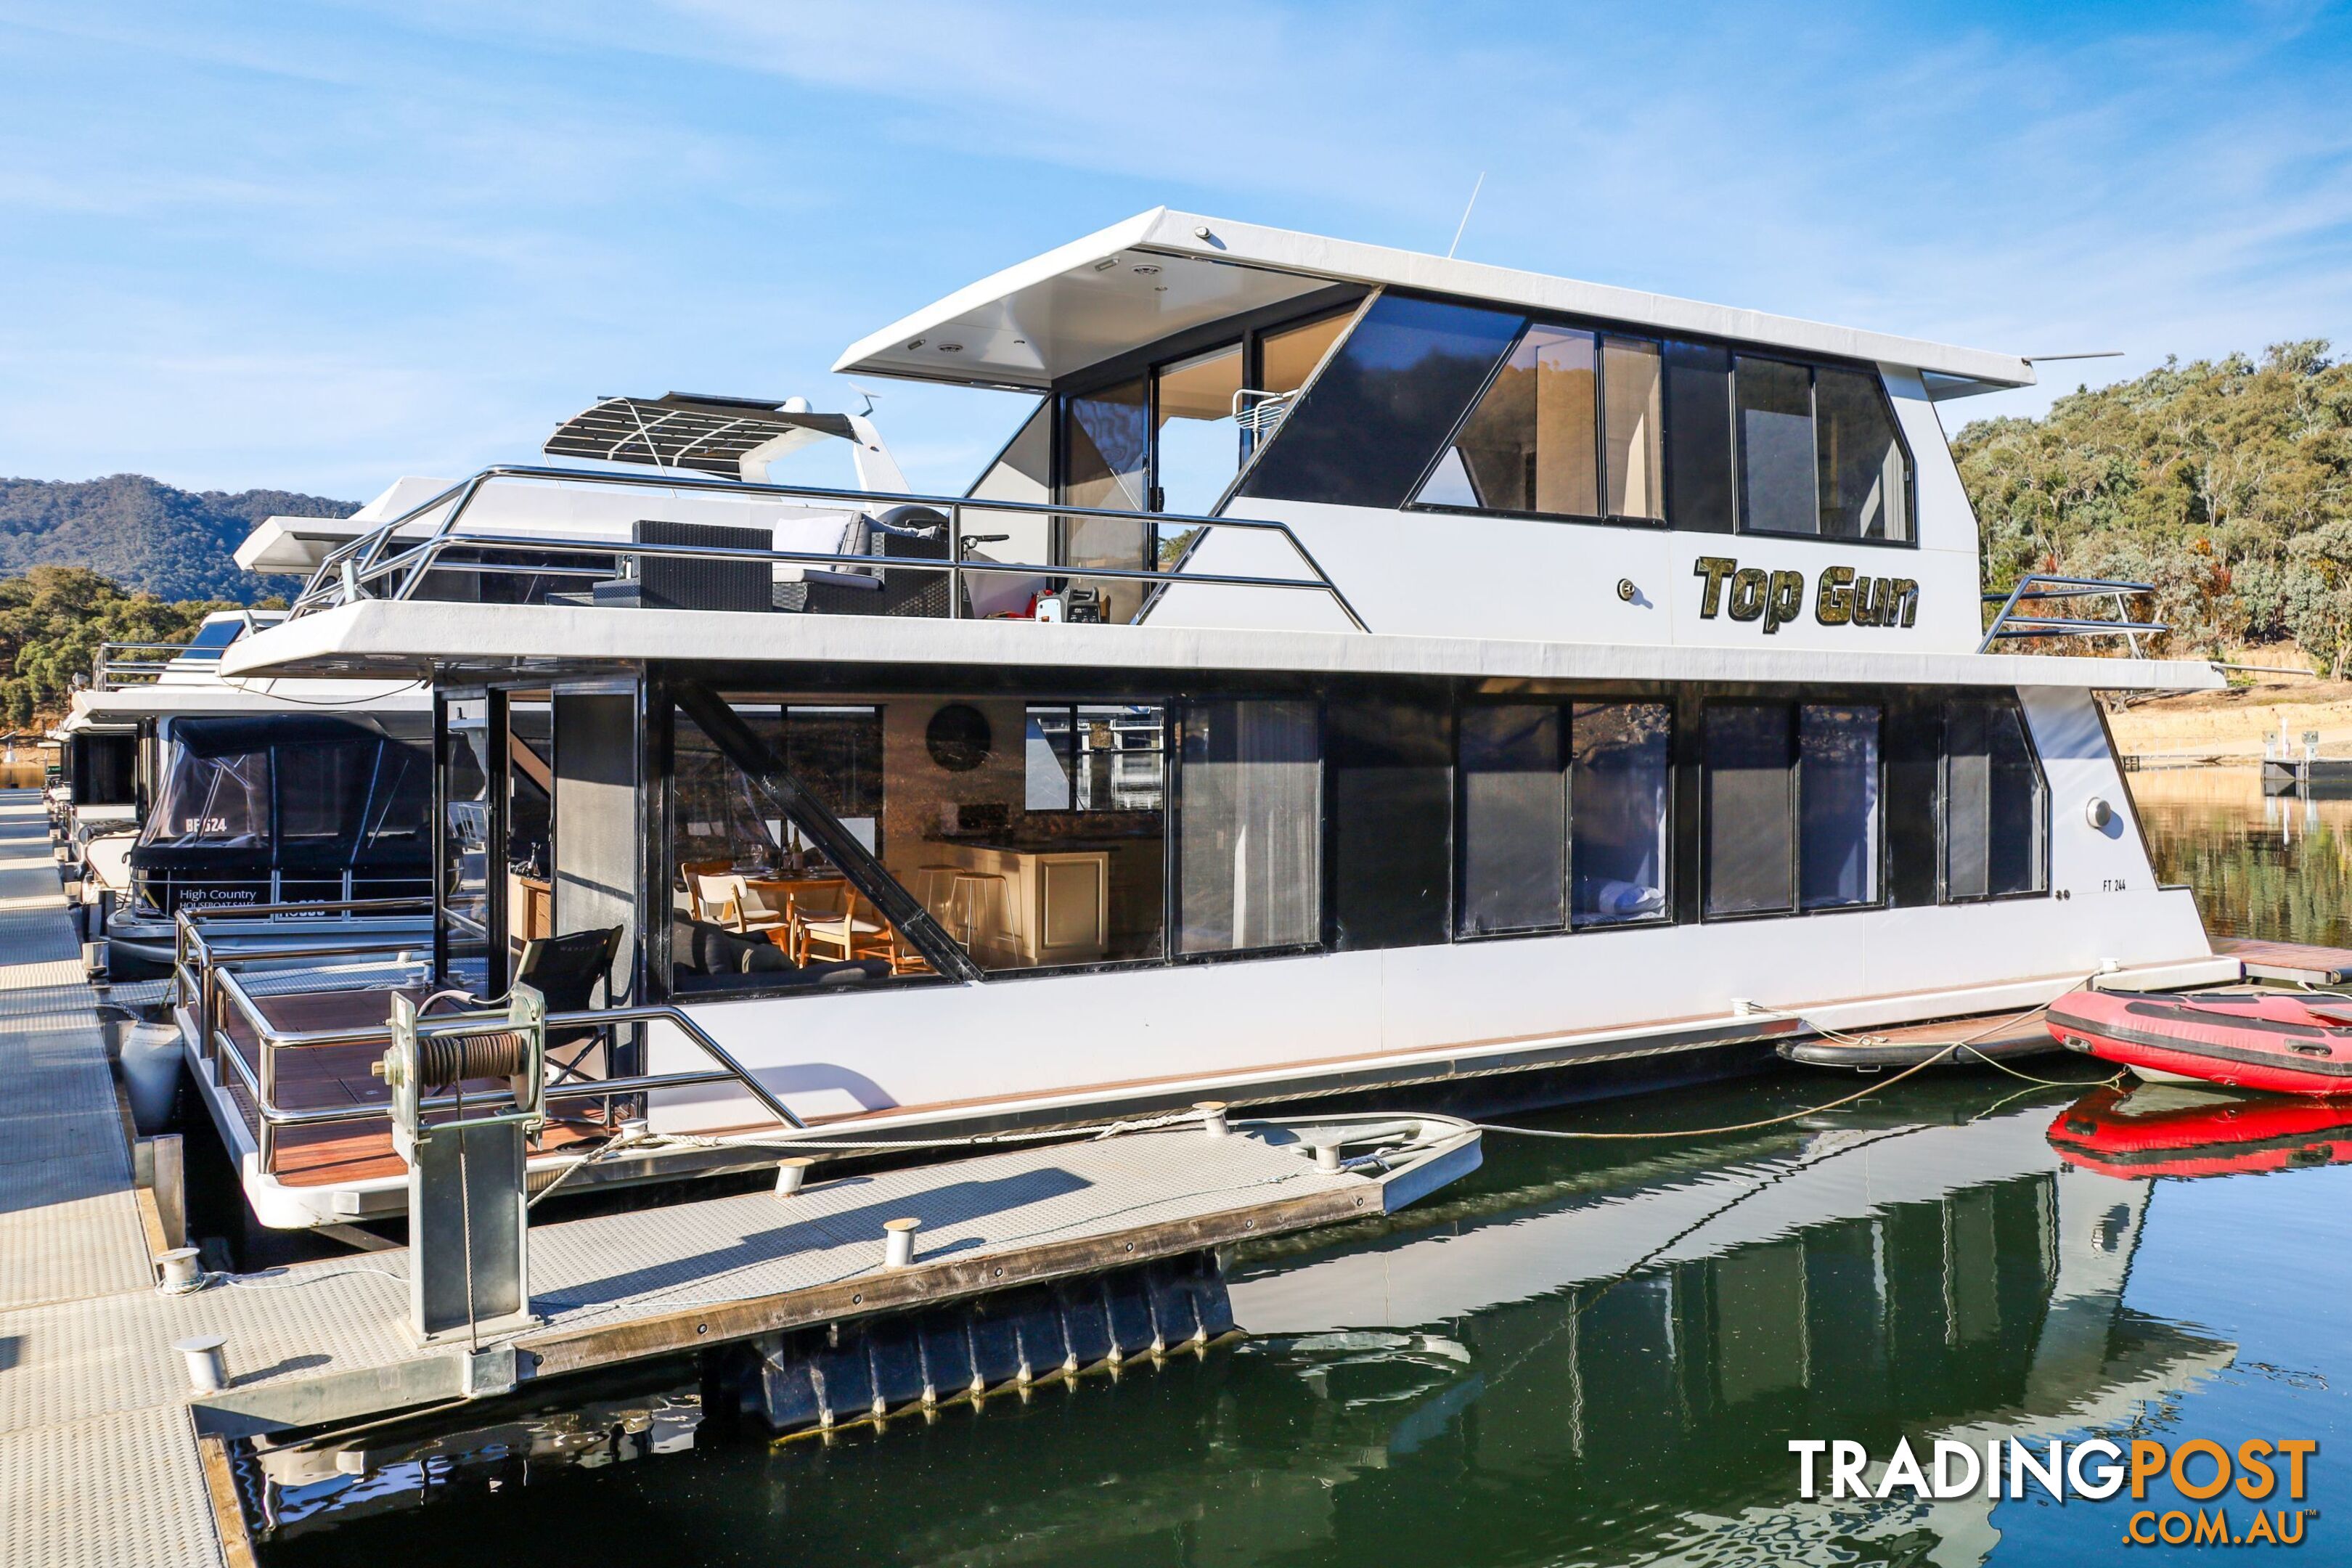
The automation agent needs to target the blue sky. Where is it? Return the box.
[4,1,2351,501]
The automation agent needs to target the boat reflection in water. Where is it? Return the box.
[2049,1079,2352,1181]
[266,1082,2238,1567]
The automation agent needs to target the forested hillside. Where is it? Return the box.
[0,566,240,727]
[0,474,351,604]
[1955,340,2352,671]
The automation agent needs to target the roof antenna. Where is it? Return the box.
[1447,172,1486,260]
[846,382,883,418]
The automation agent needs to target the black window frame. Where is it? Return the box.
[1168,691,1330,965]
[1936,693,2051,905]
[1378,309,1918,550]
[1048,288,1368,518]
[1451,692,1678,942]
[1406,318,1673,531]
[1731,350,1917,548]
[1697,696,1893,923]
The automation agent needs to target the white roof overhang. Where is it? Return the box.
[834,208,2038,392]
[222,600,2218,693]
[67,679,428,725]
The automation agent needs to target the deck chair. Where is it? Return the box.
[515,926,625,1087]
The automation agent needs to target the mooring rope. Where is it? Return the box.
[1467,982,2100,1142]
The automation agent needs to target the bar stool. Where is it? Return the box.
[913,864,962,920]
[949,871,1010,957]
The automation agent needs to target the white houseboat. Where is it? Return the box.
[59,610,433,979]
[204,209,2234,1230]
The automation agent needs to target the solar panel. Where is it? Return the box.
[542,393,857,477]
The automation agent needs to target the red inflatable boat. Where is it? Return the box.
[2046,989,2352,1096]
[2047,1082,2352,1179]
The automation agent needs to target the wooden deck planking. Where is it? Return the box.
[216,984,616,1185]
[2213,936,2352,985]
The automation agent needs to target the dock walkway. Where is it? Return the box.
[0,792,1471,1561]
[0,791,239,1567]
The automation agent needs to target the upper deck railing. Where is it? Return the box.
[90,640,226,692]
[284,464,1371,632]
[1978,575,2168,657]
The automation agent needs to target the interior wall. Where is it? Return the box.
[878,696,1029,874]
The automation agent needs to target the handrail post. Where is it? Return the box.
[948,500,963,621]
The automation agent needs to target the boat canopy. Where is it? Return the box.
[131,712,431,875]
[832,208,2039,396]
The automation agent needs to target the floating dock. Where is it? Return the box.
[0,791,1477,1561]
[2211,935,2352,987]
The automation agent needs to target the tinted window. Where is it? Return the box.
[278,744,364,839]
[1664,341,1735,533]
[1329,687,1453,950]
[1704,703,1794,915]
[1569,702,1670,926]
[1238,295,1522,510]
[1177,699,1322,953]
[1943,696,2046,899]
[1736,357,1818,536]
[1797,704,1880,909]
[1815,367,1909,541]
[1458,705,1564,934]
[1418,325,1597,515]
[1601,337,1664,520]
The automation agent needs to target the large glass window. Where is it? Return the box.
[1062,376,1151,623]
[1664,341,1735,533]
[1706,701,1887,918]
[1943,697,2045,900]
[964,399,1055,618]
[1026,704,1166,812]
[1814,367,1910,541]
[1459,705,1564,934]
[1328,687,1453,950]
[1416,326,1666,522]
[1570,702,1670,926]
[1236,295,1523,510]
[1737,358,1911,542]
[1797,704,1881,909]
[1736,357,1818,536]
[1177,698,1321,954]
[1421,326,1596,516]
[1601,338,1665,521]
[1458,700,1670,935]
[1153,344,1244,517]
[1704,703,1795,916]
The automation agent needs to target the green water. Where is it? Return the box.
[263,772,2350,1567]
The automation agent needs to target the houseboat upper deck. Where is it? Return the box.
[200,209,2233,1230]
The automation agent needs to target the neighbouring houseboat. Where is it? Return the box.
[58,610,433,979]
[200,209,2239,1229]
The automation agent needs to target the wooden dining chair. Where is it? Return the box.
[792,885,930,975]
[730,878,793,934]
[681,859,735,924]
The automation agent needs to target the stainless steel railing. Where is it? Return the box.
[91,640,224,691]
[174,906,806,1176]
[1978,574,2168,656]
[283,463,1370,631]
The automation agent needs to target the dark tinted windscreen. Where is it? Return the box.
[1238,295,1522,510]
